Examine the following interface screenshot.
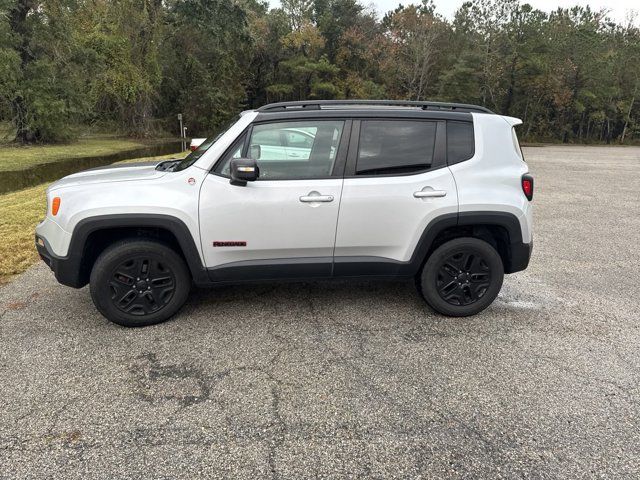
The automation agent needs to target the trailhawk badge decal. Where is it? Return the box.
[213,241,247,247]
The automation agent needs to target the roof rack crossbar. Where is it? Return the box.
[257,100,494,114]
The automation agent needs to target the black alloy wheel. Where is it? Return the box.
[436,251,492,306]
[418,237,504,317]
[90,240,191,327]
[110,255,176,316]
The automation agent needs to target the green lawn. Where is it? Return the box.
[0,137,152,171]
[0,151,187,283]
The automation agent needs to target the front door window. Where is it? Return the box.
[215,120,344,180]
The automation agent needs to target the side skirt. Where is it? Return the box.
[202,256,413,286]
[206,257,333,283]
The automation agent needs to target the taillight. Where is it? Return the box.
[51,196,61,216]
[522,175,534,201]
[190,145,198,151]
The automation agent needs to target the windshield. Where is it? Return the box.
[174,116,240,171]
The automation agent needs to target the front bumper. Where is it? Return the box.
[35,234,85,288]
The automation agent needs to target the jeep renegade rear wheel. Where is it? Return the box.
[90,240,191,327]
[418,237,503,317]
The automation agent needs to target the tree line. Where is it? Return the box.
[1,0,639,144]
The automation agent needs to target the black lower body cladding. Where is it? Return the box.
[36,211,531,289]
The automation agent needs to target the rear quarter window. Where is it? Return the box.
[447,121,474,165]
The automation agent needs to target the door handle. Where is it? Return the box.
[414,190,447,198]
[300,194,334,203]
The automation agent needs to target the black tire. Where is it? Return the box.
[90,239,191,327]
[418,237,503,317]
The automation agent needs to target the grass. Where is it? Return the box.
[0,183,48,283]
[0,137,151,172]
[0,151,187,284]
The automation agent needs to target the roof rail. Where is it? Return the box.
[257,100,494,114]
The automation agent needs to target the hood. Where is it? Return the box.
[50,161,168,190]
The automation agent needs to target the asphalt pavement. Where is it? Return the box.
[1,145,639,478]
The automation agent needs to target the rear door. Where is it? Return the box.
[334,118,458,274]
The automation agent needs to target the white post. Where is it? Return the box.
[178,113,184,151]
[183,127,188,152]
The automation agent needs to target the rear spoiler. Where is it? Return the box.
[502,116,523,127]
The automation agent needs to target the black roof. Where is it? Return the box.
[257,100,494,115]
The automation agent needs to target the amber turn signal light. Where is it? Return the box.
[51,197,61,216]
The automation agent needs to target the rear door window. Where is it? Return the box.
[356,120,437,175]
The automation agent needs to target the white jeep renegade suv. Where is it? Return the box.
[35,100,533,327]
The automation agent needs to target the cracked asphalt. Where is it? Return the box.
[1,145,639,478]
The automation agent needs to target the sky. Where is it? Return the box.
[270,0,639,24]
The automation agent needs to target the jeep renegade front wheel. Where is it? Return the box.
[418,237,504,317]
[90,240,191,327]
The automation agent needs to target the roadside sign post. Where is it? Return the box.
[178,113,184,151]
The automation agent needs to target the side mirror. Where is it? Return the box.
[230,158,259,186]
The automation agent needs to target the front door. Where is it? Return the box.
[199,119,350,281]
